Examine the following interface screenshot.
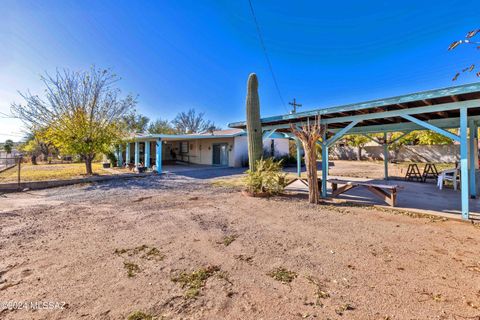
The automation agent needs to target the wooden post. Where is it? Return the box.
[17,155,22,188]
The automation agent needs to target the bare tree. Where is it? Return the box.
[172,109,220,134]
[11,67,136,175]
[290,116,325,204]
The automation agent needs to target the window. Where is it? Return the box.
[180,141,189,154]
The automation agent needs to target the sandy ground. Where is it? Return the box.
[0,174,480,320]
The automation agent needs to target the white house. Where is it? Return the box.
[119,129,290,169]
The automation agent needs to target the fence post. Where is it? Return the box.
[17,155,22,189]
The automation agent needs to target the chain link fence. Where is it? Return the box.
[0,156,17,172]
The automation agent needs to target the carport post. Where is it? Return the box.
[117,145,123,167]
[134,141,140,166]
[295,137,302,177]
[469,120,478,198]
[125,143,130,164]
[321,131,328,198]
[460,108,469,219]
[383,132,389,180]
[145,141,151,168]
[156,138,162,174]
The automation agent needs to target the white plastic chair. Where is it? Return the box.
[437,165,460,191]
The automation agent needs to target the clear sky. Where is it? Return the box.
[1,0,479,141]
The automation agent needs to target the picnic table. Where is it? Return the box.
[328,179,399,207]
[285,177,322,194]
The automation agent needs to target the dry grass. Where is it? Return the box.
[0,162,110,183]
[211,176,245,189]
[267,267,297,283]
[171,265,221,299]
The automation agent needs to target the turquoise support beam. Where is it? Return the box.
[125,143,131,164]
[155,139,162,173]
[469,120,478,199]
[262,129,277,141]
[117,145,123,167]
[325,120,359,147]
[321,144,328,197]
[145,141,151,168]
[134,141,140,166]
[460,108,469,219]
[295,137,302,177]
[261,115,480,135]
[383,132,388,180]
[321,131,328,198]
[401,115,460,142]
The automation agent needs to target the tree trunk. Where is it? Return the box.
[31,155,37,165]
[357,146,362,161]
[85,157,93,175]
[290,116,324,204]
[303,142,319,204]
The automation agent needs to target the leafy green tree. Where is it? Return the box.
[19,132,58,165]
[147,119,177,134]
[414,131,453,145]
[3,139,14,154]
[12,67,136,175]
[122,112,150,133]
[344,135,370,160]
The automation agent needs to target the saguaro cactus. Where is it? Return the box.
[246,73,263,171]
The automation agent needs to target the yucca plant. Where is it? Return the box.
[244,158,287,195]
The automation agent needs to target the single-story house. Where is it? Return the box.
[116,129,290,170]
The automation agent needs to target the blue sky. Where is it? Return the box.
[1,0,479,141]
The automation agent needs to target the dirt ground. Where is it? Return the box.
[0,174,479,320]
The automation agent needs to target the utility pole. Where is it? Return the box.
[289,98,302,114]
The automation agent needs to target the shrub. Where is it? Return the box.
[244,158,287,195]
[105,151,117,166]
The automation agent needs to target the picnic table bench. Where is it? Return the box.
[285,177,322,194]
[328,179,399,207]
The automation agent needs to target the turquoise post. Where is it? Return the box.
[145,141,151,168]
[295,137,301,177]
[460,107,469,219]
[383,132,389,180]
[134,141,140,166]
[118,145,123,167]
[321,131,328,198]
[156,139,162,173]
[469,120,478,198]
[125,143,131,164]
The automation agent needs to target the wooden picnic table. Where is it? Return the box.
[285,177,322,194]
[328,179,399,207]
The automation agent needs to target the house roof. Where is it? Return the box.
[132,128,245,141]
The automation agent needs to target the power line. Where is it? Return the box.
[247,0,288,113]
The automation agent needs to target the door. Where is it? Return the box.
[212,143,228,166]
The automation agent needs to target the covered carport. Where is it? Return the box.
[229,82,480,220]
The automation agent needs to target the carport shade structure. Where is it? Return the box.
[228,82,480,220]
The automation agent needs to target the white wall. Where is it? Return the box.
[233,136,290,167]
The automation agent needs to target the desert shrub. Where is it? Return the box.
[105,151,117,166]
[244,158,287,195]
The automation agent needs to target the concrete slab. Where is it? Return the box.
[286,176,480,221]
[163,164,245,179]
